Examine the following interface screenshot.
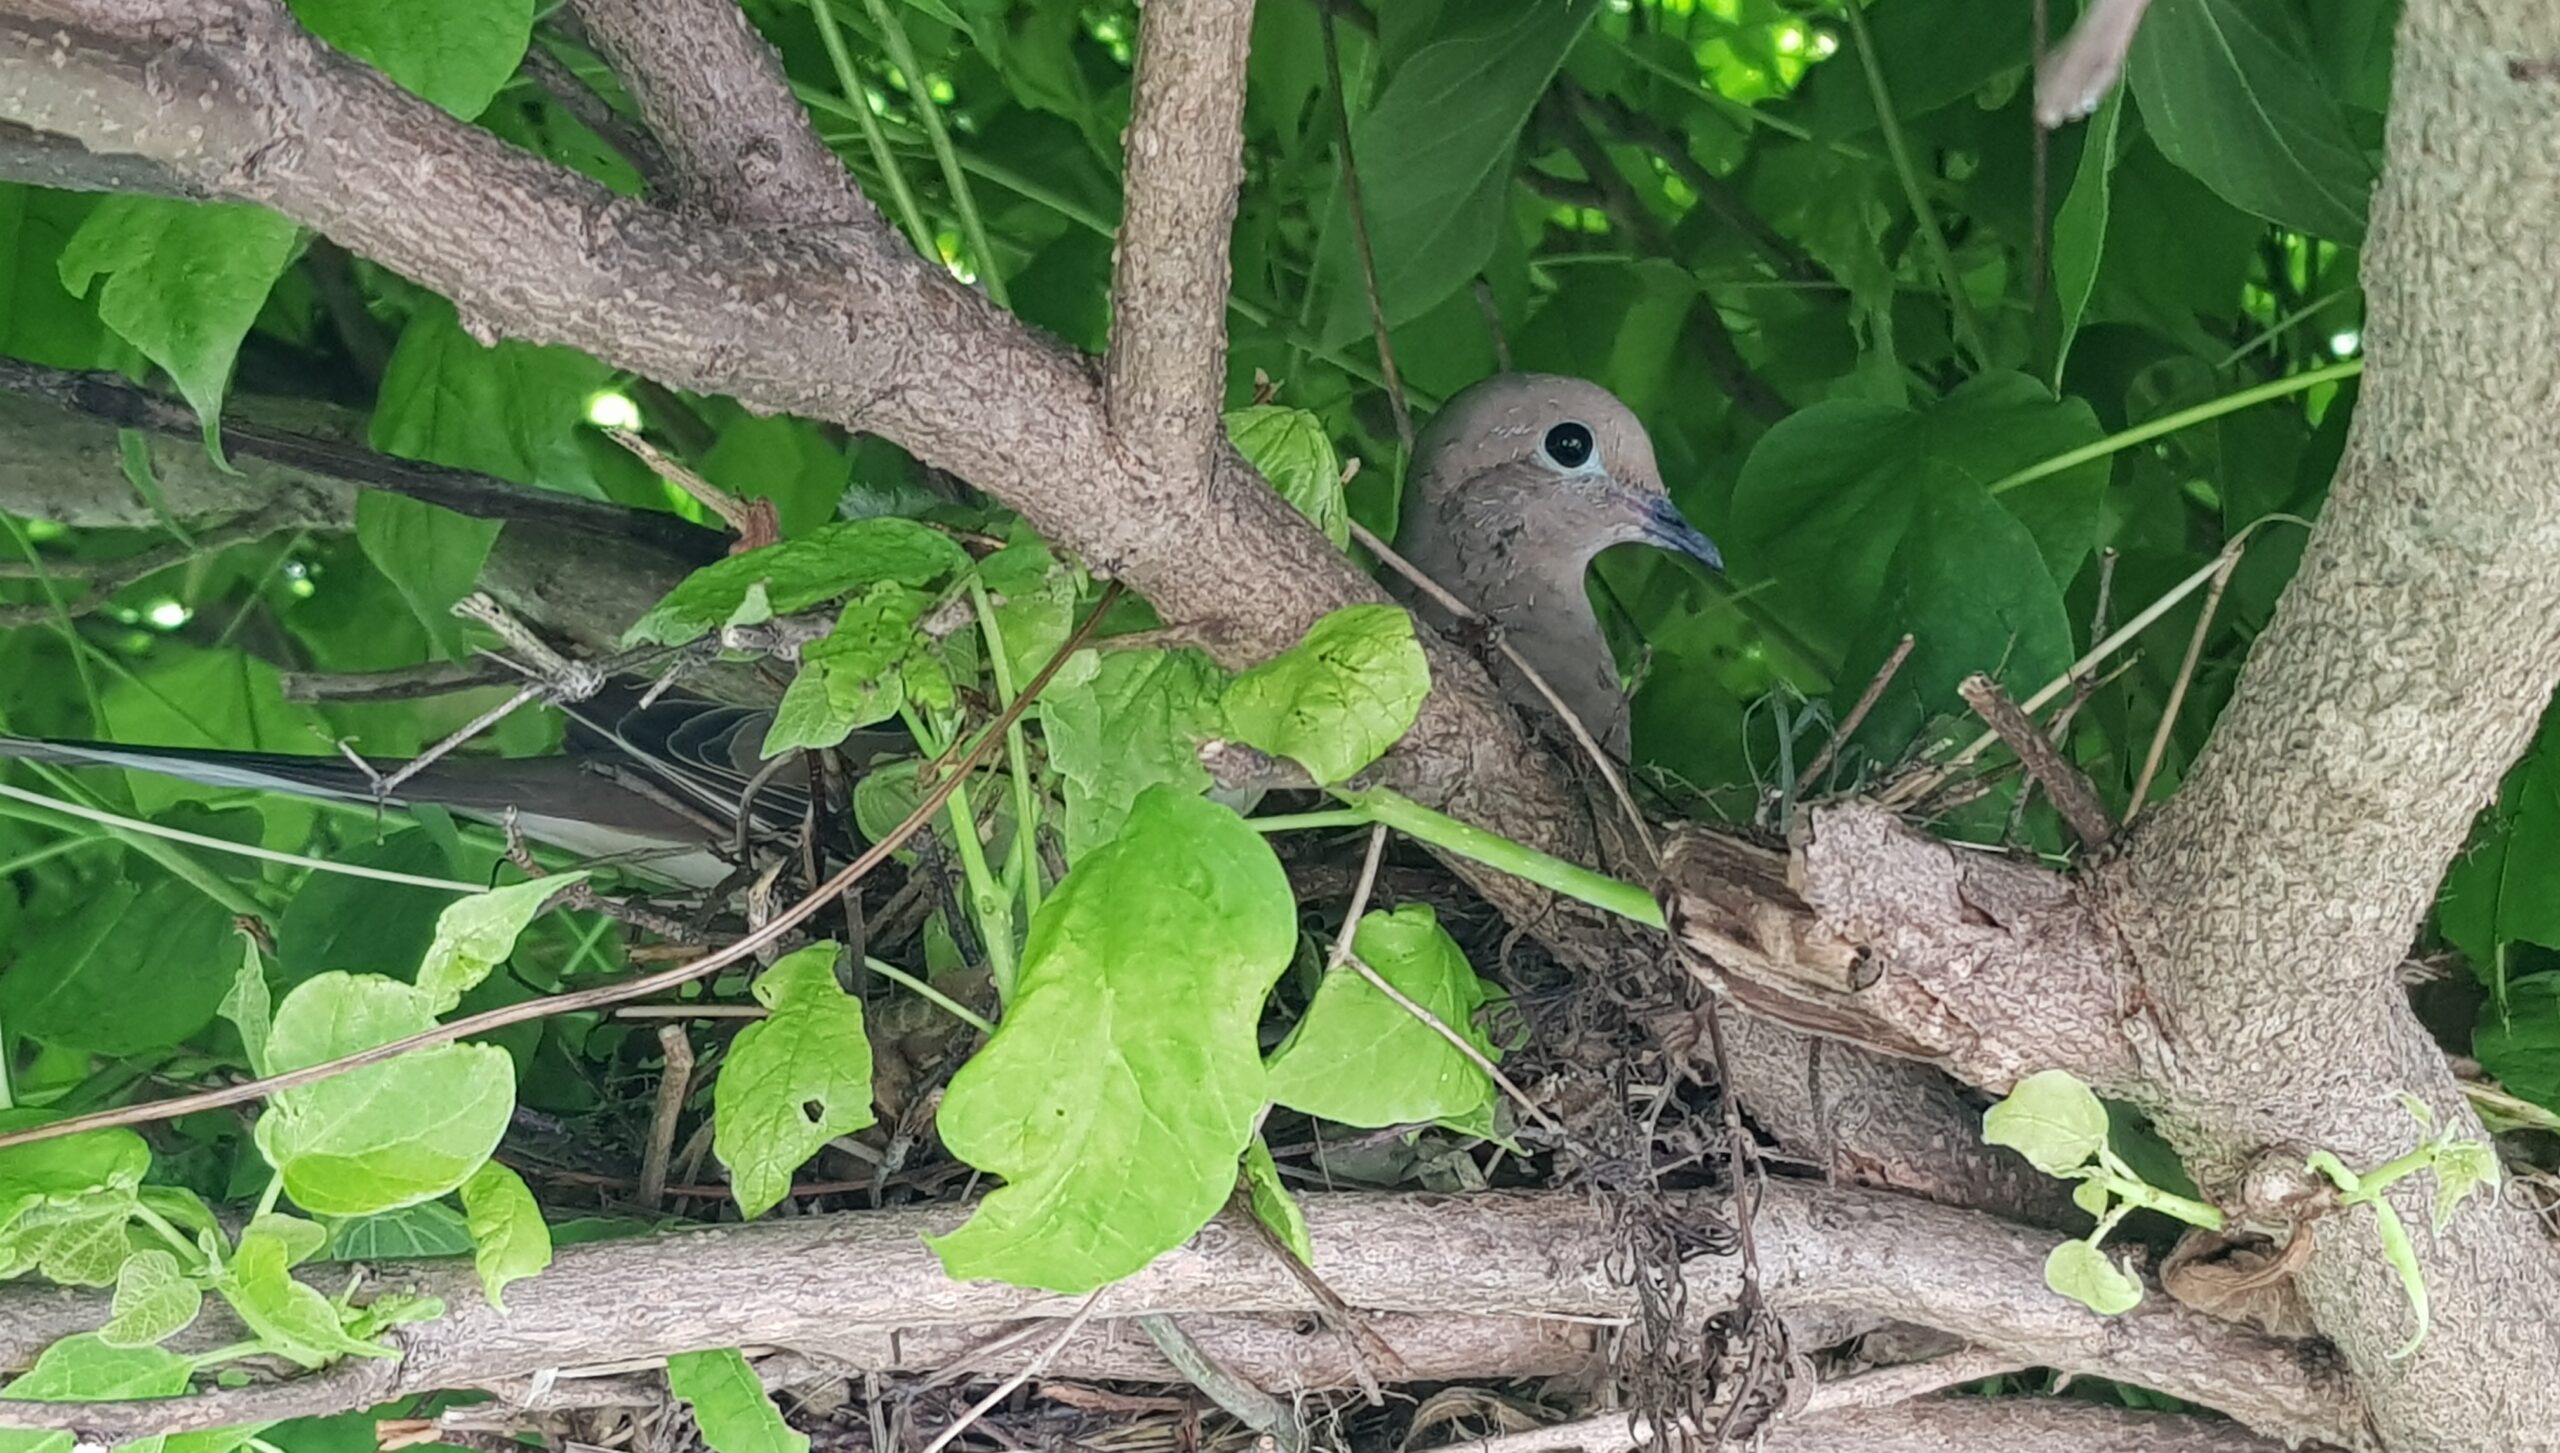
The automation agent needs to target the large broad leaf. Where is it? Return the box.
[929,789,1296,1292]
[288,0,533,119]
[2442,716,2560,963]
[0,876,235,1056]
[2128,0,2374,244]
[2050,89,2124,385]
[2475,976,2560,1117]
[1227,406,1347,550]
[353,491,503,661]
[1041,648,1226,861]
[1265,905,1501,1129]
[253,973,514,1216]
[274,829,458,987]
[327,1200,476,1260]
[0,1334,191,1453]
[0,1110,148,1243]
[711,943,877,1219]
[624,519,970,648]
[1223,605,1430,787]
[1729,372,2104,663]
[371,296,614,496]
[1791,0,2031,136]
[57,198,301,461]
[1312,0,1600,347]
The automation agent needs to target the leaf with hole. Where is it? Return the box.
[712,944,877,1219]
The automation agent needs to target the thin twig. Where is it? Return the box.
[0,583,1126,1157]
[279,659,521,703]
[2126,544,2241,822]
[919,1292,1107,1453]
[605,427,777,549]
[1322,10,1414,459]
[638,1023,696,1209]
[1136,1314,1307,1453]
[1471,279,1513,371]
[1328,825,1389,971]
[1348,519,1656,864]
[1956,674,2114,849]
[1792,633,1914,798]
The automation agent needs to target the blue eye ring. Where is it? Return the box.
[1542,421,1595,470]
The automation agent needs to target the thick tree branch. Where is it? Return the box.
[1103,0,1253,481]
[0,1186,2362,1448]
[563,0,863,226]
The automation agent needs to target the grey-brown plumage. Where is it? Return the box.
[1395,372,1723,760]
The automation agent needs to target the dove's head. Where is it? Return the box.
[1400,372,1722,586]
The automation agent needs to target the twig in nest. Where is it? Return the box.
[1138,1313,1307,1453]
[605,427,779,551]
[1791,633,1913,799]
[1226,1184,1406,1401]
[1332,939,1568,1142]
[920,1291,1108,1453]
[2126,542,2241,823]
[1957,674,2114,849]
[1348,517,1656,864]
[638,1023,696,1209]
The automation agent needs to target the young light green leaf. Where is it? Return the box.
[2070,1176,2114,1219]
[245,1213,330,1270]
[0,1110,149,1240]
[712,944,876,1219]
[1041,647,1226,861]
[2428,1138,2501,1235]
[354,491,504,661]
[667,1348,809,1453]
[931,789,1296,1292]
[1266,905,1500,1129]
[2128,0,2373,243]
[2049,87,2123,385]
[1227,405,1347,549]
[1983,1069,2110,1176]
[2044,1239,2144,1315]
[461,1160,553,1309]
[415,874,587,1015]
[1241,1139,1313,1266]
[759,584,934,756]
[57,198,301,462]
[211,1227,395,1369]
[287,0,533,118]
[3,1205,133,1287]
[254,973,515,1216]
[2367,1198,2429,1359]
[222,936,274,1077]
[625,519,970,648]
[0,1333,192,1453]
[1223,605,1429,786]
[98,1250,203,1349]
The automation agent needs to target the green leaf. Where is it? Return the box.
[2049,88,2123,384]
[211,1227,394,1369]
[2128,0,2374,243]
[246,1213,331,1269]
[1241,1138,1313,1266]
[666,1348,808,1453]
[461,1161,552,1309]
[2427,1138,2500,1235]
[326,1201,475,1260]
[930,789,1296,1292]
[354,492,504,661]
[1983,1069,2110,1176]
[1041,648,1226,861]
[274,829,459,987]
[759,584,935,756]
[0,1334,191,1453]
[977,538,1079,686]
[711,944,876,1219]
[1222,605,1429,786]
[696,413,855,540]
[2474,976,2560,1112]
[2043,1239,2144,1315]
[57,198,301,462]
[1227,406,1346,550]
[98,1250,204,1349]
[2365,1198,2428,1359]
[253,973,515,1216]
[0,876,235,1056]
[415,874,586,1015]
[371,296,614,494]
[288,0,533,118]
[1265,905,1500,1129]
[1729,372,2106,666]
[624,519,970,648]
[1312,0,1602,345]
[223,937,275,1077]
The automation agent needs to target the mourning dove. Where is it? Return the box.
[1394,372,1724,760]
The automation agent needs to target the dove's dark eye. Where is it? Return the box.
[1541,421,1596,470]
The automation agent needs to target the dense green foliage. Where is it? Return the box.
[5,0,2550,1440]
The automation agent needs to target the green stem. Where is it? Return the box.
[1991,359,2366,497]
[131,1202,206,1271]
[254,1171,284,1221]
[808,0,936,258]
[186,1342,269,1375]
[857,0,1008,306]
[1842,0,1986,370]
[0,769,266,918]
[2097,1170,2225,1230]
[1247,809,1374,834]
[863,955,995,1036]
[1333,787,1663,929]
[968,577,1044,921]
[904,708,1017,999]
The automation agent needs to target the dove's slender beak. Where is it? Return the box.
[1634,493,1723,572]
